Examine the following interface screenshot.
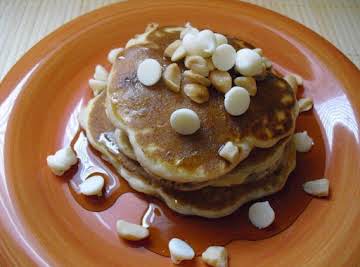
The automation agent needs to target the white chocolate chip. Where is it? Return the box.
[116,220,149,241]
[180,24,199,40]
[94,65,109,81]
[164,40,182,58]
[214,33,228,46]
[182,33,200,55]
[47,146,78,176]
[224,86,250,116]
[248,201,275,229]
[298,97,313,113]
[233,76,257,96]
[253,48,263,56]
[171,45,187,62]
[163,63,181,92]
[303,178,330,197]
[202,246,228,267]
[182,29,217,58]
[209,70,232,94]
[107,47,123,64]
[168,238,195,264]
[218,142,239,163]
[235,48,264,77]
[196,30,217,56]
[79,175,104,196]
[183,70,211,87]
[293,131,314,152]
[183,83,209,104]
[212,44,236,71]
[170,108,201,135]
[185,56,209,77]
[137,59,162,86]
[88,78,107,96]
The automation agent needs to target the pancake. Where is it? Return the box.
[113,123,291,190]
[85,92,292,191]
[83,92,153,181]
[83,93,296,218]
[106,25,297,183]
[211,137,289,187]
[118,143,295,218]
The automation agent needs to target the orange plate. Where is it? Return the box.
[0,1,360,266]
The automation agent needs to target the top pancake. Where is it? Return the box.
[106,25,297,183]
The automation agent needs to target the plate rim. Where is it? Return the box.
[0,1,359,266]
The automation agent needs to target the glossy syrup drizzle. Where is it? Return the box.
[68,112,326,256]
[68,131,134,211]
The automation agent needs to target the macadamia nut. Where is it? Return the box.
[218,142,239,163]
[79,175,104,196]
[89,79,107,96]
[47,146,78,176]
[202,246,228,267]
[107,47,123,64]
[185,56,209,77]
[169,238,195,264]
[303,178,329,197]
[163,63,181,92]
[233,76,257,96]
[210,70,232,94]
[183,83,210,104]
[116,219,150,241]
[94,65,109,81]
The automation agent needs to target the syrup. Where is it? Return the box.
[68,112,325,256]
[68,131,134,211]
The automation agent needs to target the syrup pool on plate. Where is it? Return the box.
[67,110,325,256]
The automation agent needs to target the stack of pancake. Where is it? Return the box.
[81,24,298,218]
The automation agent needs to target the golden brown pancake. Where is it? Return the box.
[106,25,297,183]
[118,142,295,218]
[83,93,296,218]
[86,92,291,190]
